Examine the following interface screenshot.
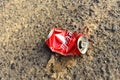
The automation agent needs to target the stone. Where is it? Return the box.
[112,25,117,32]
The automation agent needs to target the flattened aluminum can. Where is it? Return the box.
[45,28,89,56]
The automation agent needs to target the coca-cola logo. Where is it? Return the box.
[60,32,73,52]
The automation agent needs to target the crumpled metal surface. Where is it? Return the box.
[45,28,89,56]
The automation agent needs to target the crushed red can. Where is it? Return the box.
[45,28,89,56]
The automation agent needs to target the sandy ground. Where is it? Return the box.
[0,0,120,80]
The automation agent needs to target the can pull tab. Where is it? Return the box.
[82,27,95,43]
[82,42,88,47]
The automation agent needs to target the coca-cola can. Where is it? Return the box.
[45,28,89,56]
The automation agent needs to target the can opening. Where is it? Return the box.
[77,36,89,54]
[79,41,82,49]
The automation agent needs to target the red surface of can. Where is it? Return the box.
[45,28,89,56]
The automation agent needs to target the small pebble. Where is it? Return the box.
[112,26,117,32]
[10,63,15,70]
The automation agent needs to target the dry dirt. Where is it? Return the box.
[0,0,120,80]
